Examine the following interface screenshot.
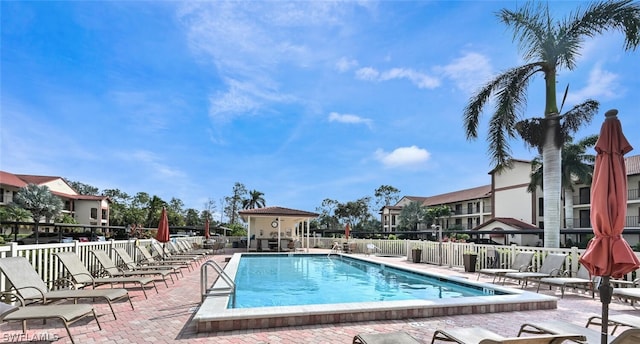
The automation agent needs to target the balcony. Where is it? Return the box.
[576,215,640,229]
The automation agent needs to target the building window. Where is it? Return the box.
[579,187,590,204]
[538,198,544,217]
[467,203,473,214]
[102,209,107,220]
[467,218,473,229]
[538,221,544,229]
[90,208,98,219]
[391,215,396,226]
[0,188,4,203]
[455,204,462,215]
[476,202,481,213]
[579,210,591,228]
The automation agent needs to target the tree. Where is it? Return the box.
[65,180,99,195]
[425,205,453,230]
[242,190,266,209]
[397,201,426,231]
[103,188,130,226]
[144,195,166,227]
[224,182,247,224]
[184,208,200,226]
[334,197,372,230]
[374,185,401,208]
[13,184,63,243]
[463,0,640,247]
[528,135,597,229]
[316,198,340,230]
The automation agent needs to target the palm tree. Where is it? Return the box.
[528,135,598,229]
[242,190,265,209]
[463,1,640,247]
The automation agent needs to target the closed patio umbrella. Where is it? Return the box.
[204,218,210,240]
[579,109,640,344]
[345,223,350,240]
[156,207,170,259]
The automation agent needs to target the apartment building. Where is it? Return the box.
[0,171,110,226]
[381,155,640,245]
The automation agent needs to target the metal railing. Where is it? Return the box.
[200,260,236,307]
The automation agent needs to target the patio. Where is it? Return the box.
[1,247,636,344]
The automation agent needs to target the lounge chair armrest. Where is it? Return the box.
[51,277,79,290]
[14,285,46,299]
[633,278,640,287]
[0,291,26,306]
[549,268,563,277]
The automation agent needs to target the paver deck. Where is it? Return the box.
[1,248,634,343]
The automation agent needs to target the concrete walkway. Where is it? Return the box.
[1,248,635,343]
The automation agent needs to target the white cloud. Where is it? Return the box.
[328,112,372,128]
[335,57,359,72]
[565,64,621,105]
[355,66,440,89]
[438,52,492,92]
[375,146,430,168]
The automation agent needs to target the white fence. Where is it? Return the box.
[2,237,640,294]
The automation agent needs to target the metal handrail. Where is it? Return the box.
[200,260,236,307]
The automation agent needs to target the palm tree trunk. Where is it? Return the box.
[564,187,574,229]
[543,120,562,248]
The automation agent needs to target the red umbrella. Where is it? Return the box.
[345,223,350,240]
[204,218,210,240]
[579,109,640,344]
[156,207,170,259]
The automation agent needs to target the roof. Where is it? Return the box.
[238,206,319,218]
[0,171,28,188]
[627,155,640,176]
[420,185,492,206]
[14,174,60,185]
[472,217,539,231]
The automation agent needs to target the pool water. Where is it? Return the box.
[232,254,503,308]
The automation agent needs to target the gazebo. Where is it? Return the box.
[238,206,319,252]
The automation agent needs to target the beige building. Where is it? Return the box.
[381,155,640,246]
[0,171,110,226]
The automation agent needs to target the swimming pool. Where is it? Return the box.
[233,255,503,308]
[194,253,557,332]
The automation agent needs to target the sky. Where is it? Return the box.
[2,1,639,216]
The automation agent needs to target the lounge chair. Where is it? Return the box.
[365,244,380,256]
[503,254,567,288]
[113,247,184,278]
[151,241,200,263]
[0,293,101,344]
[612,287,640,308]
[54,252,158,299]
[353,331,420,343]
[536,263,595,298]
[586,313,640,335]
[431,327,585,344]
[279,239,291,252]
[177,240,213,255]
[248,239,258,252]
[476,252,534,283]
[90,249,173,287]
[0,256,132,320]
[136,245,193,271]
[260,240,272,252]
[519,320,640,343]
[168,241,206,257]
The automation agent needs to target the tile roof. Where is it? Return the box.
[238,206,319,218]
[0,171,28,188]
[627,155,640,175]
[420,185,492,206]
[472,217,539,231]
[14,174,60,184]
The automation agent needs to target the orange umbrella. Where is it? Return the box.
[156,207,170,243]
[204,218,210,240]
[345,223,350,240]
[579,110,640,344]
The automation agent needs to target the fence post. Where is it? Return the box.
[571,246,579,277]
[9,242,18,257]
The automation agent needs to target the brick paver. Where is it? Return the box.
[1,249,633,343]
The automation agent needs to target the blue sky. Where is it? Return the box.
[2,1,639,215]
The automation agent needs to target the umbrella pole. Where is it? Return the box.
[599,276,612,344]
